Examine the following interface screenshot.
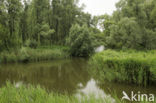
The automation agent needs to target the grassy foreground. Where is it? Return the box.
[0,45,70,63]
[0,82,153,103]
[0,82,115,103]
[89,50,156,86]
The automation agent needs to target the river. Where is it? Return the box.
[0,58,155,101]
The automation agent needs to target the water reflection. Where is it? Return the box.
[76,79,115,102]
[0,58,155,101]
[0,58,90,94]
[77,79,105,98]
[96,81,156,100]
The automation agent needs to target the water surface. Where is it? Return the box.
[0,58,155,101]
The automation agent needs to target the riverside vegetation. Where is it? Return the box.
[0,0,156,102]
[89,50,156,86]
[0,82,153,103]
[0,82,115,103]
[0,45,70,63]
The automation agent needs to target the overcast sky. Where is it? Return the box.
[79,0,120,16]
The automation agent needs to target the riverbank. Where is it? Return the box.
[0,46,70,63]
[89,50,156,86]
[0,82,115,103]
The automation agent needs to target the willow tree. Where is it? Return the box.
[51,0,81,44]
[0,0,22,50]
[28,0,51,45]
[103,0,156,50]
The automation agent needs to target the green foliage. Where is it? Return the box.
[0,46,69,63]
[66,24,94,57]
[106,17,142,49]
[0,24,9,51]
[0,0,87,52]
[0,0,22,51]
[51,0,81,44]
[25,39,38,49]
[0,0,97,59]
[91,32,105,47]
[89,50,156,86]
[39,23,55,45]
[0,82,114,103]
[76,12,92,27]
[102,0,156,50]
[1,0,156,53]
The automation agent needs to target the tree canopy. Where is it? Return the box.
[0,0,156,55]
[102,0,156,50]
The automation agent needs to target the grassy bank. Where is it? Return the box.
[89,50,156,86]
[0,45,70,63]
[0,82,115,103]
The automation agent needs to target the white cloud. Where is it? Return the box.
[79,0,120,16]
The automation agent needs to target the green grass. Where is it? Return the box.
[0,45,70,63]
[0,82,114,103]
[0,82,154,103]
[89,50,156,86]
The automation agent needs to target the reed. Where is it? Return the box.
[0,82,114,103]
[89,50,156,86]
[0,46,70,63]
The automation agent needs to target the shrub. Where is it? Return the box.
[66,24,94,57]
[25,39,38,49]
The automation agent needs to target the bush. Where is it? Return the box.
[66,24,94,57]
[25,39,38,49]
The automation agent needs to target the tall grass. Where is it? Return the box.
[0,82,153,103]
[89,50,156,86]
[0,82,114,103]
[0,45,70,63]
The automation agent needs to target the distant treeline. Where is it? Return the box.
[0,0,156,53]
[101,0,156,50]
[0,0,95,52]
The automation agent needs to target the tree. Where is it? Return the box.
[102,0,156,50]
[19,0,29,43]
[0,24,9,51]
[51,0,81,44]
[66,24,94,57]
[39,23,55,45]
[0,0,8,51]
[27,0,50,45]
[51,0,61,43]
[0,0,22,49]
[106,17,142,49]
[76,12,92,27]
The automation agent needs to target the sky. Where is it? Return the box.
[79,0,120,16]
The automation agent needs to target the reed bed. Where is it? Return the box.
[89,50,156,86]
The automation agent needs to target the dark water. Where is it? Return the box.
[0,58,155,101]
